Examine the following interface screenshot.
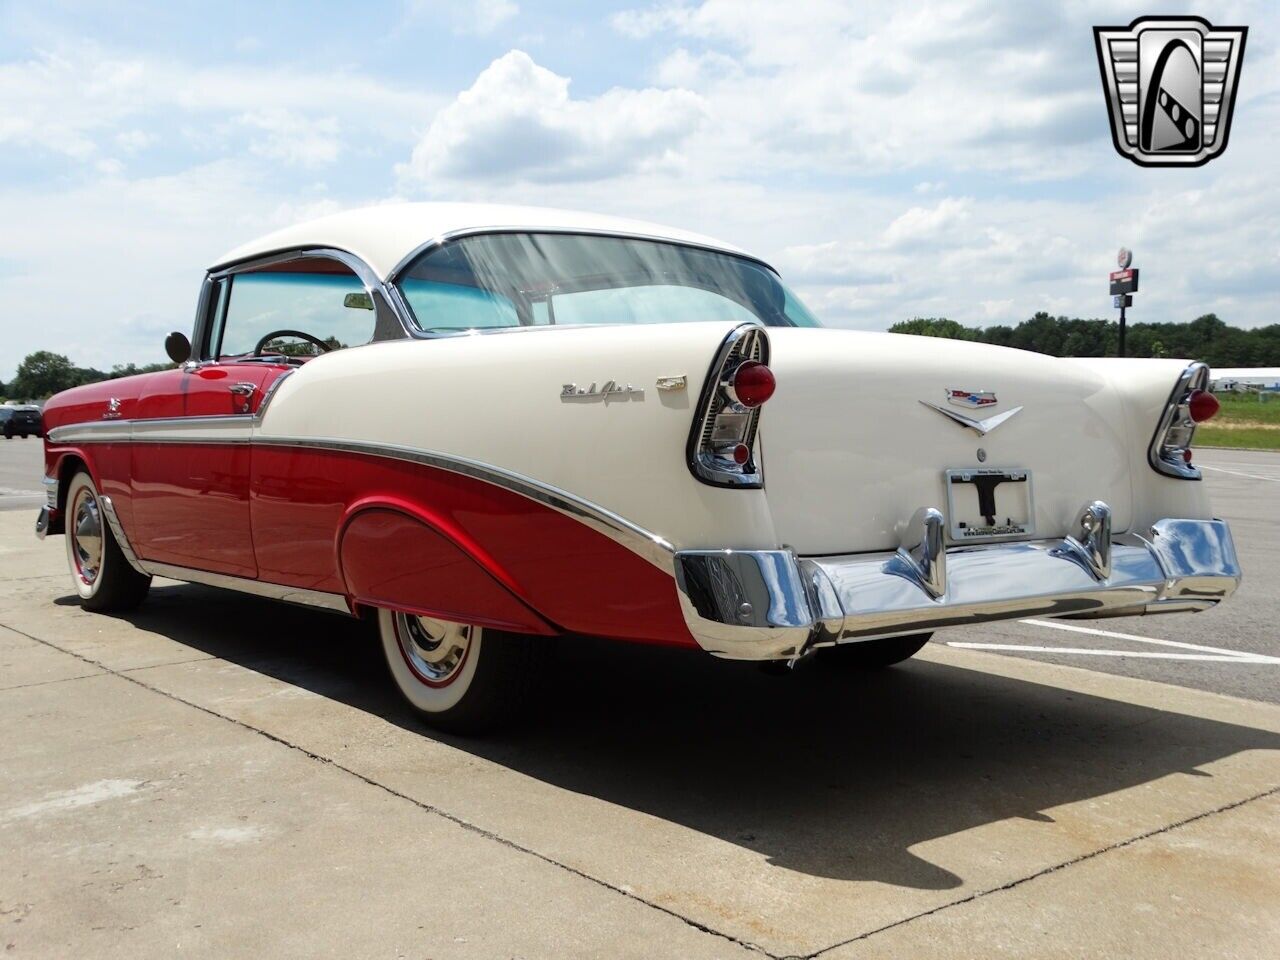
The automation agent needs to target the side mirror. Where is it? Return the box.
[343,292,374,311]
[165,331,192,364]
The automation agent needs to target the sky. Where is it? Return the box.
[1,0,1277,381]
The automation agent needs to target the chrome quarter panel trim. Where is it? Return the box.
[672,550,813,660]
[253,436,676,570]
[139,561,352,614]
[675,518,1241,659]
[98,495,147,576]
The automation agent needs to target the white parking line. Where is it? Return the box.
[1200,464,1280,482]
[946,643,1279,663]
[945,617,1280,664]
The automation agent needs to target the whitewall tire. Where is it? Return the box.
[378,608,536,734]
[63,471,151,612]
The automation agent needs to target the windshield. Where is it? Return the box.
[393,232,821,333]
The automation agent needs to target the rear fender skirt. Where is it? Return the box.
[338,506,558,635]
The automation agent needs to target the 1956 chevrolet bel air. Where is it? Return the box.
[36,203,1241,731]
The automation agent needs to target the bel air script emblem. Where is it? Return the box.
[561,381,644,402]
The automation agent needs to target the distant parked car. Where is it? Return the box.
[1,405,42,439]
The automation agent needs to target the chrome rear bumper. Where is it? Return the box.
[674,514,1241,661]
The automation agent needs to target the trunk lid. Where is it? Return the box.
[759,329,1134,556]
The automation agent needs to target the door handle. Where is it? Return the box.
[229,382,256,397]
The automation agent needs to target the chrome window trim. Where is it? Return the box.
[385,227,780,286]
[200,246,412,358]
[1148,361,1209,480]
[385,228,782,341]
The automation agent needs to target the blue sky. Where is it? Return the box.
[1,0,1277,380]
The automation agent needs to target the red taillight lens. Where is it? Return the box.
[1187,390,1219,422]
[730,361,776,407]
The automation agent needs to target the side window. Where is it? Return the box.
[215,261,375,359]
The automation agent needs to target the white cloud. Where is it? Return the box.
[0,42,438,166]
[405,0,519,35]
[398,50,706,184]
[237,109,342,167]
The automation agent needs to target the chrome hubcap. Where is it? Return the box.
[396,613,472,685]
[72,489,103,584]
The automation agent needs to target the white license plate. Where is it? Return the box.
[945,468,1034,542]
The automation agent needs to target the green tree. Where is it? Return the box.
[8,351,79,399]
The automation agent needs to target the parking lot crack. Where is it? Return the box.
[1,620,777,959]
[804,783,1280,958]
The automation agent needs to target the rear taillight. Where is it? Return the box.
[1150,362,1213,479]
[688,324,772,487]
[727,361,776,408]
[1187,389,1219,422]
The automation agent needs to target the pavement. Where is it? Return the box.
[1,440,1278,958]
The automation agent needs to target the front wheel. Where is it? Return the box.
[378,609,536,734]
[817,633,932,670]
[63,471,151,612]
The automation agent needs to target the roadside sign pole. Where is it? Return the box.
[1111,248,1136,357]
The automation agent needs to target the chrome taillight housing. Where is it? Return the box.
[688,324,773,487]
[1149,361,1217,479]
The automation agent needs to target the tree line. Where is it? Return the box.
[1,351,174,402]
[889,313,1280,367]
[4,313,1278,401]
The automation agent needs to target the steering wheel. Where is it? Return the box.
[253,329,333,356]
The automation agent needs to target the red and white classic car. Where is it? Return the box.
[37,203,1241,731]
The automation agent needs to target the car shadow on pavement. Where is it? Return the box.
[78,583,1280,891]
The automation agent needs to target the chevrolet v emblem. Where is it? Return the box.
[920,400,1022,437]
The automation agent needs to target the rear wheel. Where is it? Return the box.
[378,609,536,734]
[818,633,932,669]
[64,471,151,612]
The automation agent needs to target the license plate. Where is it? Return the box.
[945,468,1034,542]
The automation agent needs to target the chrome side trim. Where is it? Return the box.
[254,436,676,570]
[47,370,294,448]
[139,561,352,614]
[98,495,148,576]
[42,418,675,571]
[675,517,1240,660]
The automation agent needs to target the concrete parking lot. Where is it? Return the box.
[1,437,1277,958]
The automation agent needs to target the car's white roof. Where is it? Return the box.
[211,202,757,280]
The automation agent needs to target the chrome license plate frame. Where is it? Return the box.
[944,468,1035,543]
